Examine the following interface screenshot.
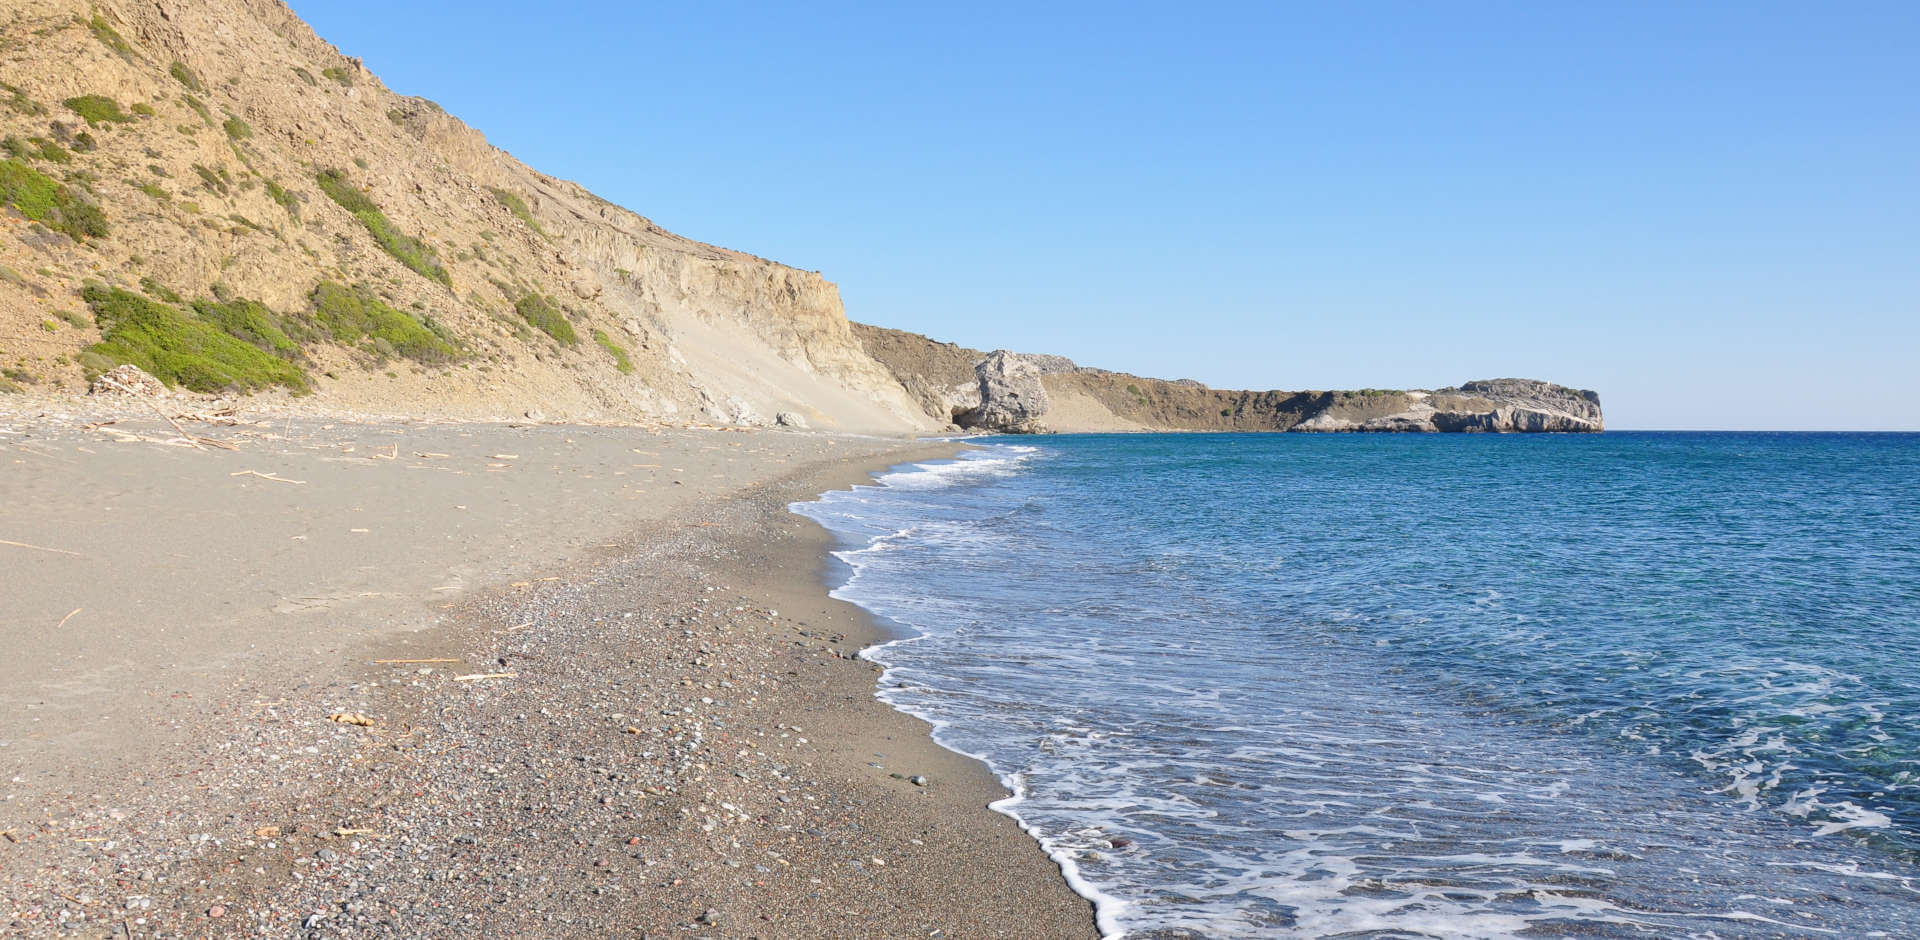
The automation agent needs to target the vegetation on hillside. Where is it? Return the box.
[515,293,576,345]
[308,281,460,363]
[169,61,205,93]
[0,159,109,240]
[64,95,133,125]
[592,328,634,373]
[87,14,135,59]
[316,169,451,287]
[80,285,309,393]
[487,187,545,236]
[3,82,46,116]
[2,136,72,164]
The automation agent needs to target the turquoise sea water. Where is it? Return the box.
[795,433,1920,938]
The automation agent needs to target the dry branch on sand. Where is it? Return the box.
[1,538,83,556]
[231,470,306,484]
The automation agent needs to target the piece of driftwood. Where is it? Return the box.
[1,538,82,556]
[231,470,306,484]
[451,672,516,682]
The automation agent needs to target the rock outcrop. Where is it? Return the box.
[855,325,1603,434]
[953,350,1073,433]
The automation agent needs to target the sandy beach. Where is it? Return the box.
[0,400,1094,937]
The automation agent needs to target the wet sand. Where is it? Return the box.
[0,402,1096,937]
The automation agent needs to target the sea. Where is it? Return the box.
[793,432,1920,939]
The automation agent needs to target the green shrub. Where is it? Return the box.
[135,180,168,202]
[193,296,303,354]
[2,82,45,117]
[169,62,204,93]
[592,328,634,373]
[487,187,545,235]
[314,168,376,213]
[192,163,228,195]
[264,179,298,215]
[0,159,108,240]
[87,14,133,58]
[360,211,449,286]
[306,281,459,363]
[71,131,97,152]
[81,285,309,393]
[131,102,156,117]
[181,94,211,124]
[315,169,450,286]
[139,277,183,303]
[322,66,352,86]
[222,116,251,140]
[2,136,70,164]
[64,95,133,125]
[291,66,317,86]
[515,293,576,345]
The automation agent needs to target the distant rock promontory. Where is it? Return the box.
[852,324,1603,434]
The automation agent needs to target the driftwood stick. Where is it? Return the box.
[230,470,306,484]
[1,538,82,556]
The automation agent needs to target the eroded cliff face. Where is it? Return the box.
[854,325,1603,434]
[0,0,934,430]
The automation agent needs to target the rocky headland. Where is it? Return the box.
[852,324,1604,434]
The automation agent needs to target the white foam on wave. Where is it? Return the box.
[790,439,1920,938]
[862,445,1039,492]
[794,444,1143,937]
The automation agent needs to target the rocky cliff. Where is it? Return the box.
[853,325,1603,434]
[0,0,935,430]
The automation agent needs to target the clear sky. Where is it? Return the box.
[289,1,1917,430]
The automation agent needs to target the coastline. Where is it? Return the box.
[0,403,1095,937]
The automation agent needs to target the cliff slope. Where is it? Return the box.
[0,0,935,430]
[854,324,1603,433]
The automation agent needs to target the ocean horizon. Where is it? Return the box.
[798,431,1920,938]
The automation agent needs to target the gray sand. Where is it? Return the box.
[0,405,1095,937]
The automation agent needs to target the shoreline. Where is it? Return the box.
[0,404,1095,936]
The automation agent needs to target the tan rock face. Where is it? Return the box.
[0,0,933,431]
[856,325,1603,434]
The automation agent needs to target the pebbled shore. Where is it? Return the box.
[0,404,1095,937]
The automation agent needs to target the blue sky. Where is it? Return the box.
[291,1,1917,429]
